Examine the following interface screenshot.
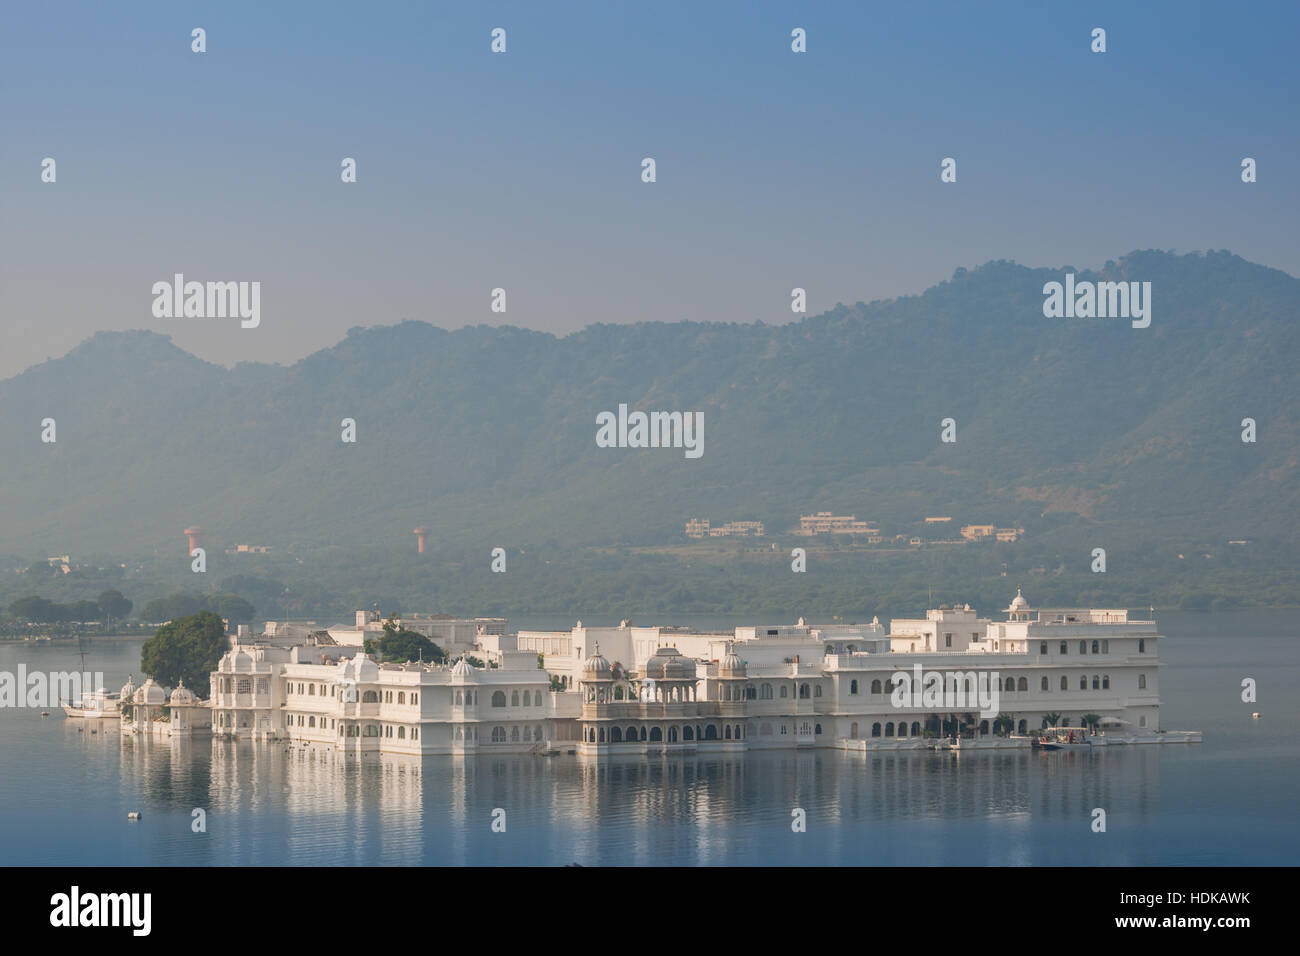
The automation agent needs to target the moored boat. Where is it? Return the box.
[62,688,122,719]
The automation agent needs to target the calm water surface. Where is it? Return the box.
[0,610,1295,866]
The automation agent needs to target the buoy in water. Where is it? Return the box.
[127,811,142,821]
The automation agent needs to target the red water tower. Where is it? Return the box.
[184,526,204,554]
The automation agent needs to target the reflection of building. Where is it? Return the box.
[201,590,1184,757]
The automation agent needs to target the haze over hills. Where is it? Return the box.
[2,249,1298,616]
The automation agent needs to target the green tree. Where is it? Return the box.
[8,595,59,623]
[140,610,227,695]
[378,628,445,664]
[97,589,133,624]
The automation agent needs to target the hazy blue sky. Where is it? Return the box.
[2,0,1296,378]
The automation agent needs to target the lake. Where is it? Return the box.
[0,610,1295,865]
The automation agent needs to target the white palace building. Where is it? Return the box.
[195,589,1197,756]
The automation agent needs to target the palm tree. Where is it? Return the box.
[1044,712,1062,728]
[1082,713,1102,735]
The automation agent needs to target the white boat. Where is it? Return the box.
[62,688,122,719]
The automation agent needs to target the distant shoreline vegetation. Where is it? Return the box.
[1,539,1296,629]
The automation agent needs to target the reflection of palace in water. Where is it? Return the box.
[105,730,1163,866]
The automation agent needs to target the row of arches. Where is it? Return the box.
[583,723,746,744]
[489,689,546,707]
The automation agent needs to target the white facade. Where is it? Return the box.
[205,590,1181,757]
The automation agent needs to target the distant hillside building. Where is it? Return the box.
[797,512,878,536]
[924,516,952,524]
[960,524,996,540]
[686,519,765,538]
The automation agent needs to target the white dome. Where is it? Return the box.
[582,643,612,678]
[119,674,137,701]
[643,645,696,681]
[169,679,196,706]
[450,657,477,679]
[337,652,379,683]
[136,678,166,705]
[719,643,746,676]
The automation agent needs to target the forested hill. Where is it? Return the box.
[2,249,1296,563]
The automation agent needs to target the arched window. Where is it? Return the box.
[1138,639,1145,653]
[1091,675,1100,690]
[1060,676,1068,691]
[897,722,907,737]
[1079,676,1087,690]
[704,725,717,740]
[640,727,647,741]
[626,725,637,741]
[534,726,543,741]
[648,726,662,741]
[511,691,519,707]
[814,685,823,697]
[725,725,732,739]
[814,724,822,735]
[1059,642,1068,654]
[745,686,756,700]
[492,726,506,743]
[870,679,882,694]
[911,722,921,736]
[684,725,694,741]
[1091,640,1099,654]
[760,683,773,699]
[799,684,810,699]
[1102,675,1110,689]
[1041,676,1049,691]
[669,726,678,742]
[1017,677,1028,691]
[613,685,623,700]
[455,690,462,705]
[362,690,378,703]
[491,691,506,707]
[512,726,521,741]
[1138,674,1147,689]
[1017,719,1027,734]
[398,726,405,738]
[397,692,405,704]
[871,723,882,737]
[850,679,859,695]
[1005,677,1015,692]
[885,722,894,737]
[735,725,742,739]
[779,686,788,698]
[1079,641,1087,655]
